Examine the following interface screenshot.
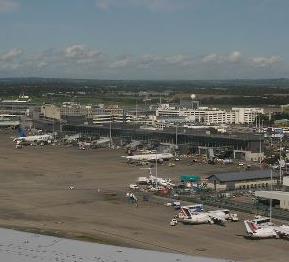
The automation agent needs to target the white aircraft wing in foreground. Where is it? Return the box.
[274,225,289,239]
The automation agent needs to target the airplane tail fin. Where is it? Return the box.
[180,207,191,219]
[16,126,26,137]
[244,220,257,234]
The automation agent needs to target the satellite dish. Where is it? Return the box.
[190,94,196,100]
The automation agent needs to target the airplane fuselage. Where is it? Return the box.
[124,153,174,162]
[14,134,53,144]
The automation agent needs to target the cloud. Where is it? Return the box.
[64,44,100,59]
[64,44,102,64]
[37,61,48,69]
[0,48,23,62]
[0,63,19,71]
[251,56,281,67]
[0,45,285,79]
[0,0,19,13]
[164,54,193,66]
[201,51,241,64]
[95,0,112,11]
[138,54,193,68]
[201,53,218,63]
[109,56,133,68]
[95,0,192,12]
[227,51,241,63]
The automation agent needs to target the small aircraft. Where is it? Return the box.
[244,220,277,239]
[13,126,53,145]
[78,137,111,149]
[179,207,238,225]
[275,225,289,239]
[244,216,289,239]
[14,134,53,145]
[64,133,81,143]
[123,153,174,162]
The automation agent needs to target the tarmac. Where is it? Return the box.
[0,133,288,261]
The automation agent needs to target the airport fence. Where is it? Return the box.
[175,194,289,221]
[147,192,289,222]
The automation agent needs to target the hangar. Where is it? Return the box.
[206,169,279,191]
[255,176,289,210]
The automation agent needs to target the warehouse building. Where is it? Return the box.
[255,176,289,210]
[206,169,279,191]
[255,191,289,210]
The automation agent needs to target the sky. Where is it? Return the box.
[0,0,288,80]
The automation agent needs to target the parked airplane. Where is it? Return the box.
[179,207,238,225]
[78,137,111,149]
[275,225,289,239]
[64,133,81,143]
[244,217,289,239]
[13,126,54,145]
[148,175,175,187]
[96,137,111,145]
[123,153,174,162]
[244,220,277,239]
[14,134,53,145]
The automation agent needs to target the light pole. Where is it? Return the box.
[175,124,178,149]
[109,113,112,148]
[155,152,158,188]
[259,134,262,166]
[269,169,273,222]
[279,137,283,186]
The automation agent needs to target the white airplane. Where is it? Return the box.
[244,220,277,239]
[78,137,111,149]
[14,134,53,145]
[64,133,81,143]
[95,137,111,145]
[123,153,174,162]
[244,216,289,239]
[179,207,226,225]
[148,175,175,187]
[275,225,289,239]
[208,209,239,222]
[179,207,238,225]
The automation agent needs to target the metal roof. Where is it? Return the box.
[255,190,289,200]
[207,169,279,183]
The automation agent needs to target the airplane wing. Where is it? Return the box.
[275,225,289,238]
[96,138,110,145]
[208,213,226,225]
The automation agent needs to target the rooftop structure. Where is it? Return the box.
[207,170,279,191]
[255,191,289,210]
[0,95,34,116]
[207,170,277,183]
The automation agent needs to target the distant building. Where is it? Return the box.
[255,191,289,210]
[254,176,289,210]
[0,96,35,116]
[206,170,278,191]
[41,102,92,121]
[0,114,20,128]
[156,104,264,125]
[41,103,142,126]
